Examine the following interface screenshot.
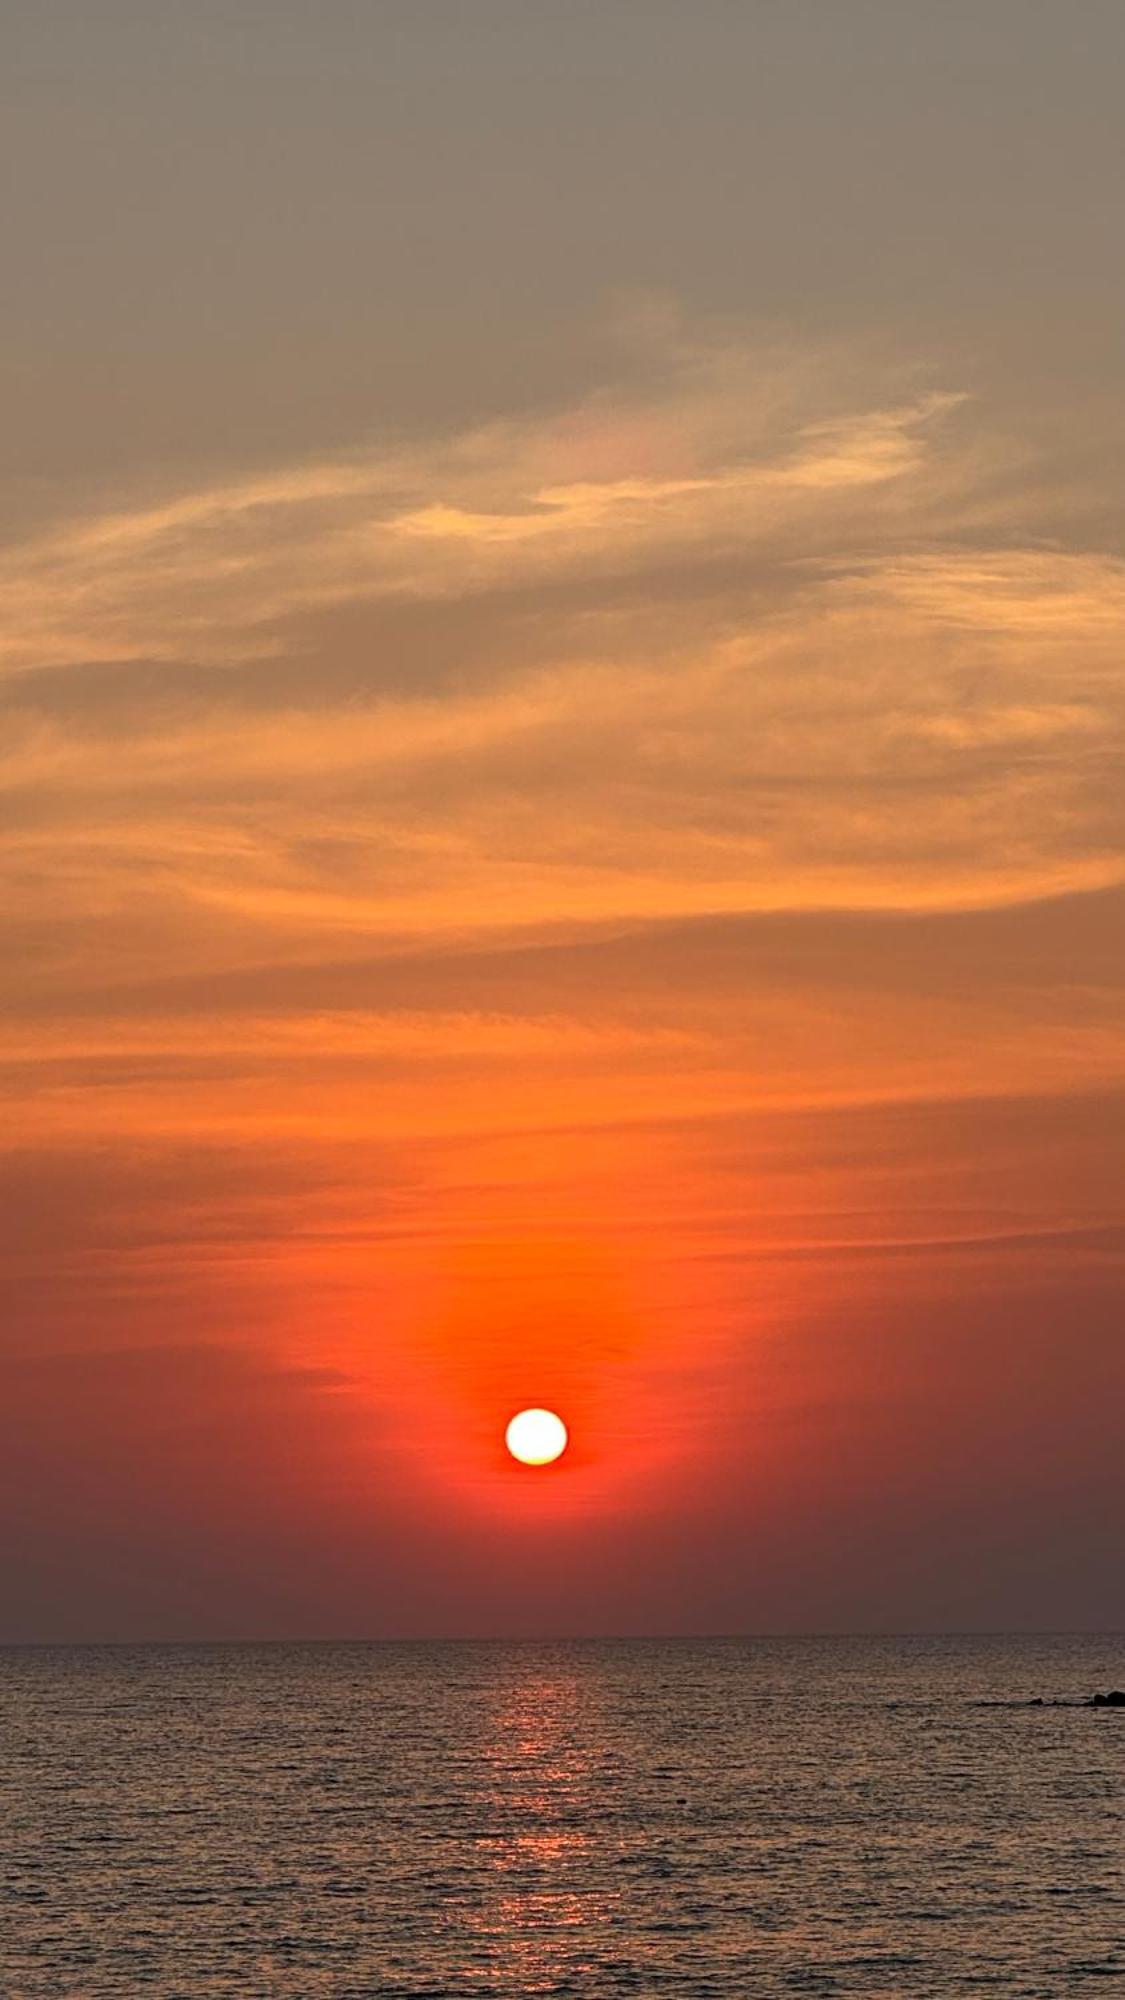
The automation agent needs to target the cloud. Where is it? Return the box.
[0,342,964,678]
[845,548,1125,634]
[1,337,1119,981]
[2,573,1121,969]
[2,326,1122,1368]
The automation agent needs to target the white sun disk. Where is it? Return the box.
[505,1407,568,1466]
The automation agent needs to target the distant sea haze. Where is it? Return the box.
[3,1635,1123,1996]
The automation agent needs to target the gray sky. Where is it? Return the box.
[6,1,1124,483]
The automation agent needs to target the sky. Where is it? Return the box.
[2,0,1123,1641]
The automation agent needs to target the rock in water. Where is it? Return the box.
[1090,1691,1125,1707]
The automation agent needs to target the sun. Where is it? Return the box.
[505,1407,568,1466]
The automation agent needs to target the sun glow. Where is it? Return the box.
[505,1408,568,1466]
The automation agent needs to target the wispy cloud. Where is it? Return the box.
[2,330,1122,1401]
[0,344,964,677]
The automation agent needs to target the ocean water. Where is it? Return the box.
[2,1636,1122,1997]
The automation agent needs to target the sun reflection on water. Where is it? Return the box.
[457,1663,623,1992]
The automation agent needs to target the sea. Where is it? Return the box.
[2,1635,1122,1997]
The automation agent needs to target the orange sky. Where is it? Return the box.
[3,2,1123,1638]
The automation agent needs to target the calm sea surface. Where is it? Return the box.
[2,1636,1123,1997]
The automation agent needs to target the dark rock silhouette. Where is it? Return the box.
[976,1690,1125,1709]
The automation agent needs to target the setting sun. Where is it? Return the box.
[505,1408,569,1466]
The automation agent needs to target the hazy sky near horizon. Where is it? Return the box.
[2,1,1123,1640]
